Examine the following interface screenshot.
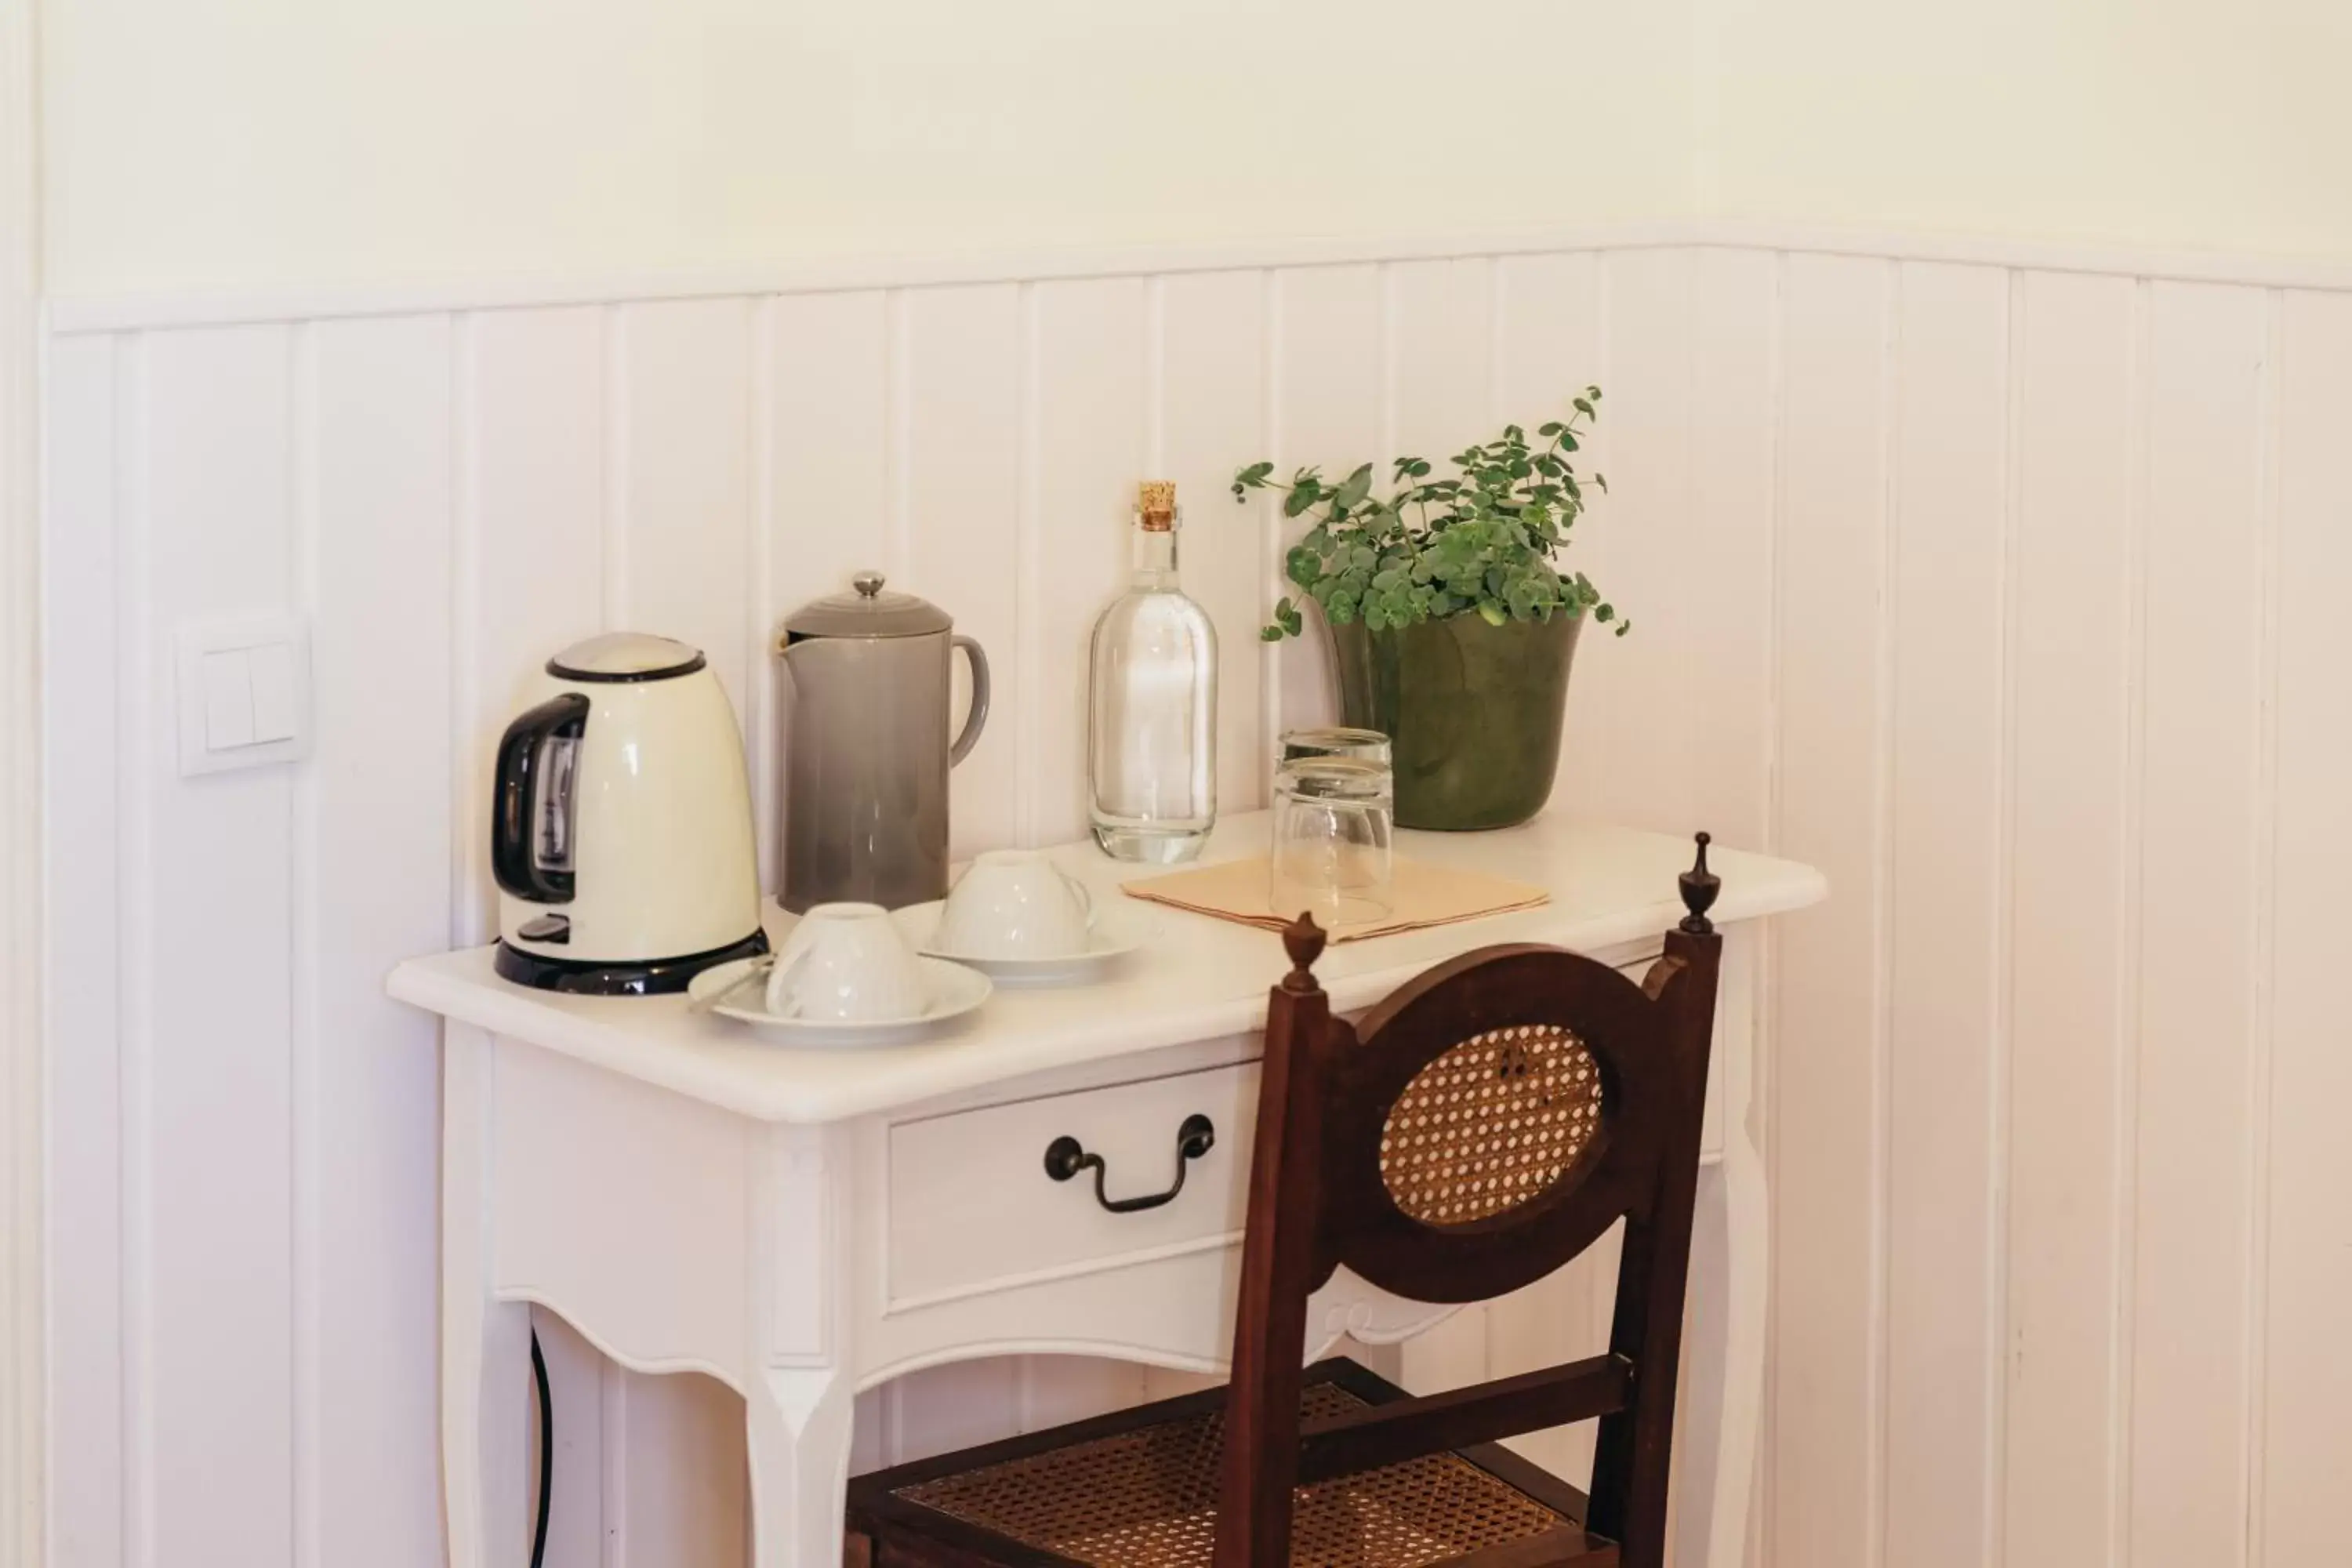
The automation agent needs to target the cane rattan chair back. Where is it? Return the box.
[850,837,1727,1568]
[1216,837,1724,1568]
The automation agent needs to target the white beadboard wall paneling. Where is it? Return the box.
[1387,256,1494,461]
[1027,276,1149,848]
[2132,281,2269,1568]
[2001,267,2138,1568]
[1768,251,1893,1568]
[42,236,2352,1568]
[2263,286,2352,1565]
[143,325,299,1568]
[531,1313,614,1566]
[304,314,454,1568]
[1156,270,1270,818]
[623,1374,750,1568]
[111,333,154,1568]
[1269,265,1381,739]
[41,332,122,1568]
[619,299,757,720]
[1485,250,1613,837]
[897,285,1023,862]
[1881,261,2007,1568]
[764,290,890,891]
[1570,247,1696,835]
[1680,247,1777,855]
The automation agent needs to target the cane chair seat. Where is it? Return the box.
[855,1361,1609,1568]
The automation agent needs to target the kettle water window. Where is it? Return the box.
[534,734,579,873]
[489,691,590,906]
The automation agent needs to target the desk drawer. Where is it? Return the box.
[886,1061,1259,1311]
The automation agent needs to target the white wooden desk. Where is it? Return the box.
[390,813,1824,1568]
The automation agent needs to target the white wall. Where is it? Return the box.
[1697,0,2352,260]
[38,0,2352,307]
[38,0,1699,299]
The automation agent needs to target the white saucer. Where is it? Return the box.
[895,901,1154,986]
[688,955,991,1047]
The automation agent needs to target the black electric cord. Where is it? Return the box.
[530,1327,554,1568]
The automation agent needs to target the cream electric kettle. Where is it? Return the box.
[492,633,768,993]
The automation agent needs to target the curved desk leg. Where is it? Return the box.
[442,1024,533,1568]
[750,1124,859,1568]
[749,1367,857,1568]
[1707,1124,1769,1568]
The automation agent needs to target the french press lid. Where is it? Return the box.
[780,571,953,641]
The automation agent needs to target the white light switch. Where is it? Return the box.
[177,617,312,777]
[247,642,297,744]
[201,649,256,750]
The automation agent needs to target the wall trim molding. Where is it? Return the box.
[0,0,41,1560]
[40,218,2352,336]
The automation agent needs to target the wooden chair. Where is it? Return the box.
[848,835,1726,1568]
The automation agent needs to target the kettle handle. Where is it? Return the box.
[949,636,990,767]
[492,692,590,903]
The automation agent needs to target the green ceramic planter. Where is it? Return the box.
[1330,611,1583,830]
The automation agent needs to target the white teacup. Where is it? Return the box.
[766,902,928,1022]
[935,850,1096,960]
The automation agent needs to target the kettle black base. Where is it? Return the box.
[492,928,771,996]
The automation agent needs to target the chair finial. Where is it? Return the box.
[1679,831,1720,935]
[1280,913,1327,991]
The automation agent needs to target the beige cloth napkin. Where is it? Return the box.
[1120,854,1549,942]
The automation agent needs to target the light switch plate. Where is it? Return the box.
[176,616,312,777]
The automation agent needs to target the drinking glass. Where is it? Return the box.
[1279,725,1393,769]
[1269,757,1396,929]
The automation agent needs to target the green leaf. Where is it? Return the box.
[1334,464,1374,510]
[1283,485,1318,518]
[1260,625,1286,642]
[1477,601,1508,627]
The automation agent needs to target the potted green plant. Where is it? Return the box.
[1232,390,1624,830]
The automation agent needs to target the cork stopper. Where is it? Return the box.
[1138,480,1177,532]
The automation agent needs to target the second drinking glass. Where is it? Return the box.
[1269,757,1396,930]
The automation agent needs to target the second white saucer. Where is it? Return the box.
[895,901,1153,986]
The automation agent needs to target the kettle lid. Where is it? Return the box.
[782,571,953,641]
[547,632,707,683]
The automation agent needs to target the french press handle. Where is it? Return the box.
[950,636,990,766]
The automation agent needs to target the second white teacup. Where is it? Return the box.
[766,902,928,1022]
[935,850,1096,960]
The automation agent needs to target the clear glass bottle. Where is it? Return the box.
[1088,481,1217,862]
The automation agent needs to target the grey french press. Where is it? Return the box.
[776,572,990,912]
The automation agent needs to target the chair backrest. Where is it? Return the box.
[1214,835,1726,1568]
